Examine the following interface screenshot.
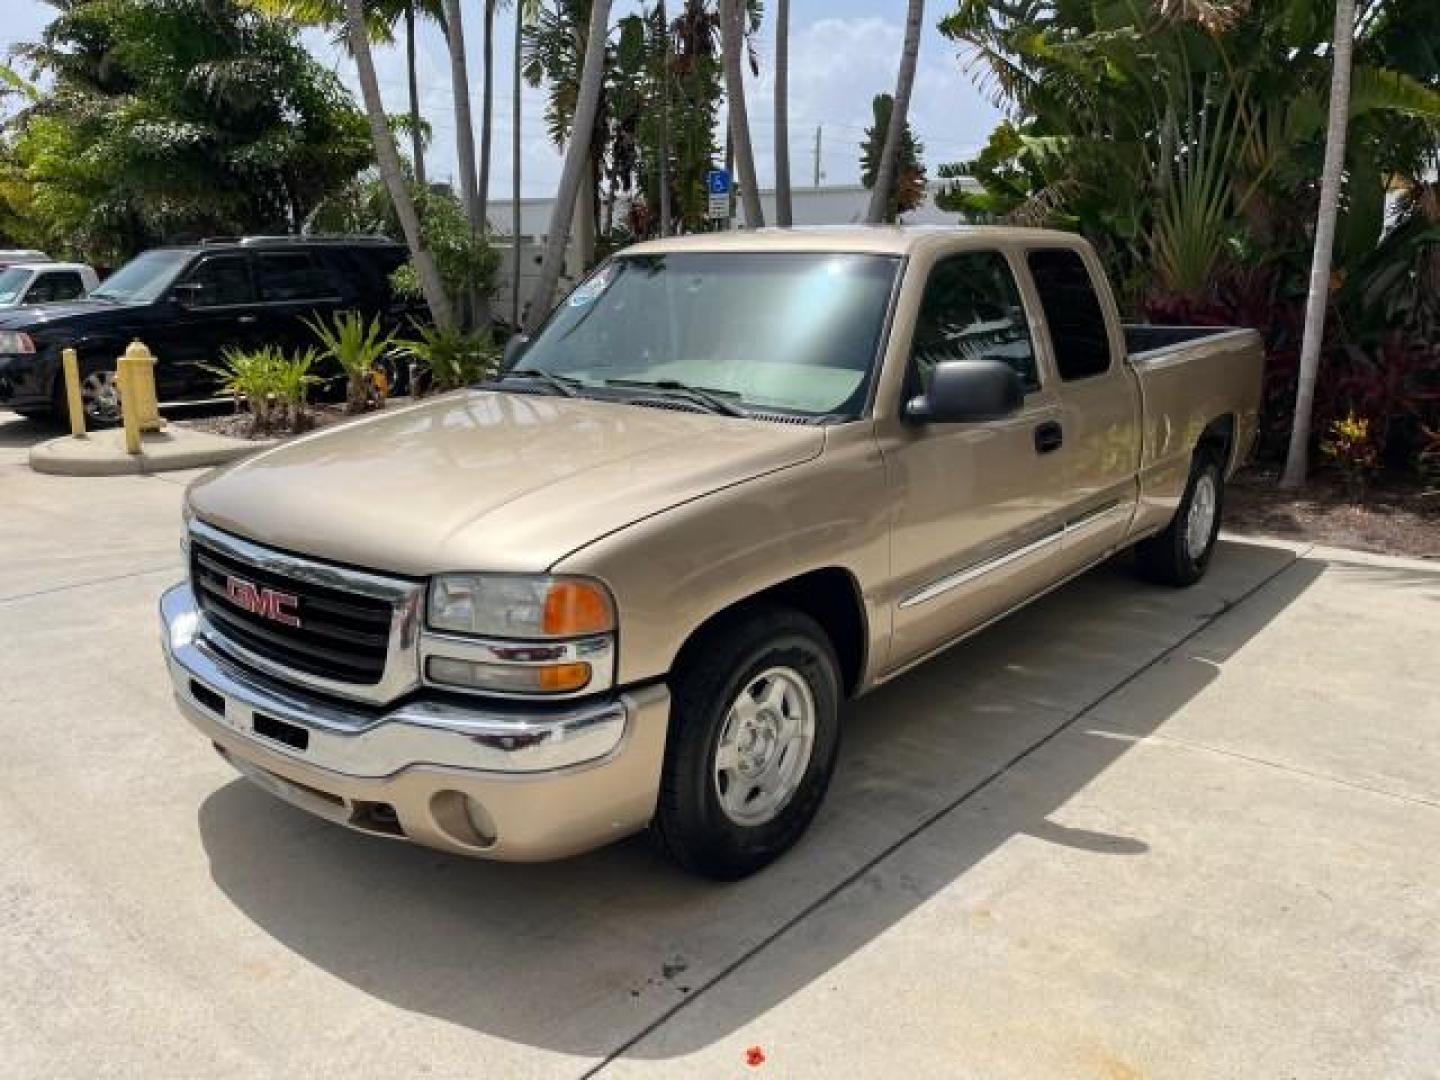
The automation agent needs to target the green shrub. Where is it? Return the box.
[305,309,393,413]
[392,324,498,394]
[203,345,317,436]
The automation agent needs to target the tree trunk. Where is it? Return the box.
[525,0,613,330]
[773,0,792,227]
[478,0,495,229]
[657,0,672,237]
[511,0,523,327]
[406,1,426,190]
[866,0,924,224]
[720,0,763,228]
[342,0,454,330]
[1280,0,1356,490]
[442,0,480,230]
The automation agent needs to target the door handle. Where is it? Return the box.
[237,315,258,324]
[1034,421,1063,454]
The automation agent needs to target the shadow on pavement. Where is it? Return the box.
[198,539,1323,1061]
[0,411,59,450]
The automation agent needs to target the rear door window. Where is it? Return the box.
[185,255,255,307]
[255,252,337,302]
[1025,248,1112,380]
[911,250,1040,393]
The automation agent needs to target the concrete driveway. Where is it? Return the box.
[3,409,1438,1079]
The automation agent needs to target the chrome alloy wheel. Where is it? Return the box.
[1185,472,1218,560]
[82,370,122,424]
[713,666,816,827]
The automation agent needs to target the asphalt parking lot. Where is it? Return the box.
[3,409,1439,1079]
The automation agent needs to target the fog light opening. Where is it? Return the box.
[429,789,497,849]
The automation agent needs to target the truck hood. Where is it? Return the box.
[187,390,825,576]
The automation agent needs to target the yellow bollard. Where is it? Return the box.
[116,339,164,455]
[61,347,86,438]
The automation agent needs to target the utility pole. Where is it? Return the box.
[812,125,822,187]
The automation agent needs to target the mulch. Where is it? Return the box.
[1225,466,1439,560]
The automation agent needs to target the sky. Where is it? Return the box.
[1,0,1004,199]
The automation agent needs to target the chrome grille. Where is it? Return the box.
[187,522,423,702]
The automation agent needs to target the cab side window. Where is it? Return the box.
[1025,248,1111,380]
[911,251,1039,394]
[27,271,86,303]
[185,256,254,307]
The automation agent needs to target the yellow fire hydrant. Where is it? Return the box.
[116,339,165,455]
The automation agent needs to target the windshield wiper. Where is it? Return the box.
[605,378,748,418]
[494,367,583,397]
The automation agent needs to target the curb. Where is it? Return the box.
[29,427,276,476]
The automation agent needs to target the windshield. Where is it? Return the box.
[91,248,193,303]
[515,252,900,416]
[0,267,31,304]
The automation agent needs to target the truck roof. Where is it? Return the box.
[623,224,1083,258]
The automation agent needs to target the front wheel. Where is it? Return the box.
[654,606,842,879]
[1136,453,1224,586]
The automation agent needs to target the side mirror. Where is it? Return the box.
[502,333,530,369]
[904,359,1025,423]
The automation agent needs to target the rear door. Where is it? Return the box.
[878,246,1075,673]
[1019,244,1142,569]
[251,249,345,355]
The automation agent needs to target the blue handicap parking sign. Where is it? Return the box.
[706,169,732,195]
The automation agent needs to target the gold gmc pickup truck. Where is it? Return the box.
[161,226,1263,879]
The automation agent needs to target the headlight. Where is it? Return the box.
[427,574,615,639]
[0,331,35,355]
[424,574,616,696]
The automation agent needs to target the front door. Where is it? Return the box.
[876,248,1073,674]
[149,253,260,400]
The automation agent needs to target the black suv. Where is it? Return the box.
[0,235,422,424]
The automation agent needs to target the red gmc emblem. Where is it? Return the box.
[224,575,301,628]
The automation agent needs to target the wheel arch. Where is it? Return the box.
[1196,413,1236,474]
[671,566,869,699]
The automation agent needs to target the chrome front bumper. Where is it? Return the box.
[160,582,671,859]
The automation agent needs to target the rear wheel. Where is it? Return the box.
[1136,452,1224,586]
[655,606,841,879]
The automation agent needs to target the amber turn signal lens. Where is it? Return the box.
[542,581,614,637]
[537,662,592,693]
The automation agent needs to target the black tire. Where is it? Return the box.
[1136,452,1225,587]
[52,357,122,429]
[654,605,842,880]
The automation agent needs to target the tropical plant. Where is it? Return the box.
[526,0,613,328]
[773,0,791,227]
[866,0,925,224]
[204,345,317,435]
[392,323,500,392]
[305,310,395,413]
[720,0,763,226]
[5,0,373,262]
[860,93,927,220]
[340,0,455,328]
[250,0,442,189]
[1282,0,1357,489]
[1320,412,1378,500]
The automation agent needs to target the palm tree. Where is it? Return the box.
[525,0,613,329]
[479,0,497,228]
[773,0,792,227]
[512,0,530,325]
[254,0,437,187]
[720,0,763,226]
[1281,0,1357,490]
[657,0,673,236]
[404,1,427,189]
[341,0,455,328]
[866,0,924,224]
[442,0,481,230]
